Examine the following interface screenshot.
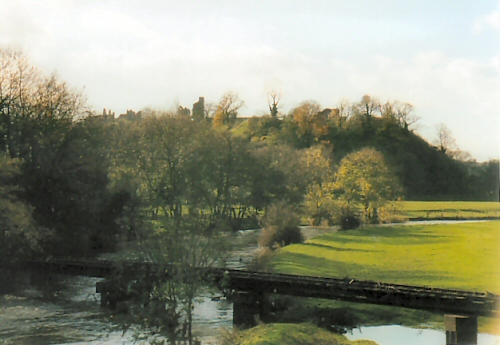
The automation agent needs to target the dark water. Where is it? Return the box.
[0,273,122,345]
[0,271,233,345]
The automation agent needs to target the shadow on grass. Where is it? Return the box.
[316,226,452,246]
[305,242,376,253]
[273,252,457,288]
[417,209,487,213]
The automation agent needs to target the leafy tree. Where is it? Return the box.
[117,112,284,230]
[21,117,123,255]
[119,214,229,345]
[185,127,245,222]
[0,49,126,256]
[245,115,282,142]
[288,101,328,147]
[135,115,195,219]
[463,159,499,201]
[302,146,335,225]
[0,154,51,261]
[252,144,310,206]
[110,113,230,344]
[333,147,402,225]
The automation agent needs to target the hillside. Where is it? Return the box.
[235,111,498,201]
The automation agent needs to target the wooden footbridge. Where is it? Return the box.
[4,259,499,345]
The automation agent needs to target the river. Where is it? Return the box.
[1,226,499,345]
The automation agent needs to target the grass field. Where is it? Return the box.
[271,221,500,333]
[401,201,500,220]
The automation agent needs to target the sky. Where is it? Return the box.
[0,0,498,161]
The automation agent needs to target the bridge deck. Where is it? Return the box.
[3,259,498,318]
[205,268,499,318]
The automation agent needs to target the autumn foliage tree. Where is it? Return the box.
[333,147,402,227]
[302,146,335,225]
[289,101,329,147]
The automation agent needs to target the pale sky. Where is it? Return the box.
[0,0,498,161]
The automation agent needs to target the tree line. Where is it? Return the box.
[1,49,497,261]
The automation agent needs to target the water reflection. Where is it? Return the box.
[346,325,500,345]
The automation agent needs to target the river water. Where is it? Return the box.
[1,227,499,345]
[0,272,233,344]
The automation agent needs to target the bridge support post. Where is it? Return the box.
[232,292,265,328]
[96,281,117,309]
[444,315,477,345]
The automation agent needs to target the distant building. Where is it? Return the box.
[318,108,340,119]
[101,108,116,120]
[118,109,142,121]
[177,106,191,118]
[192,97,205,121]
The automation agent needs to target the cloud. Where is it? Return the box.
[0,1,47,50]
[313,51,499,161]
[473,8,500,32]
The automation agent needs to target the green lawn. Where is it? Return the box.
[401,201,500,220]
[271,221,500,333]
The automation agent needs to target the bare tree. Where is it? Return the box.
[336,98,353,128]
[0,49,87,159]
[213,92,244,127]
[352,95,380,129]
[434,123,458,153]
[204,102,217,119]
[395,102,418,130]
[356,95,380,117]
[267,89,281,117]
[434,123,473,161]
[381,100,419,130]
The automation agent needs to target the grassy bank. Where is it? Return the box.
[401,201,500,220]
[218,323,377,345]
[271,221,500,334]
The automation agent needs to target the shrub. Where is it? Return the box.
[259,202,304,249]
[247,247,274,272]
[339,214,361,230]
[329,203,362,230]
[378,202,408,224]
[309,208,334,226]
[259,225,304,249]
